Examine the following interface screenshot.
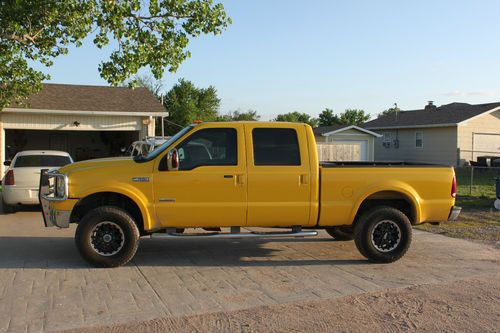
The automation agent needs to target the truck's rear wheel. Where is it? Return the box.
[325,226,354,241]
[75,206,140,268]
[354,206,412,263]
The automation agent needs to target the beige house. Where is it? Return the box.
[313,125,381,161]
[364,102,500,166]
[0,83,166,174]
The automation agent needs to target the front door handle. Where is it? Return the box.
[299,174,309,185]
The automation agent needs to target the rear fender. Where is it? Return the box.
[350,181,421,224]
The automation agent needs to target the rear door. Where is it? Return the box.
[245,124,312,227]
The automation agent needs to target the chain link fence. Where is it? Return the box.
[455,166,500,198]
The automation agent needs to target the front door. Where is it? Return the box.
[245,125,312,227]
[153,125,247,228]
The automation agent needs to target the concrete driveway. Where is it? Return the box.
[1,206,499,333]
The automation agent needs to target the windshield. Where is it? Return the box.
[135,125,194,162]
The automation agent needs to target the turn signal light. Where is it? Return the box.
[4,170,15,186]
[451,175,457,198]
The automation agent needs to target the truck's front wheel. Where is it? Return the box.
[354,206,412,263]
[75,206,140,268]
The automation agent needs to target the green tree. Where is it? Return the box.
[274,111,318,127]
[217,109,260,121]
[163,79,220,135]
[318,108,341,127]
[0,0,231,109]
[337,109,370,125]
[378,104,401,118]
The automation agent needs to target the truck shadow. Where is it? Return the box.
[0,236,367,269]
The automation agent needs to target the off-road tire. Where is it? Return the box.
[75,206,140,268]
[354,206,412,263]
[325,226,354,241]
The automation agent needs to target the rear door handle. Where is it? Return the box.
[235,174,245,186]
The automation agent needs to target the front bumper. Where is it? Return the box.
[40,199,72,228]
[448,206,462,221]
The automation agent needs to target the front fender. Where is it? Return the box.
[75,182,157,231]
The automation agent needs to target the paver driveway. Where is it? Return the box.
[1,207,499,333]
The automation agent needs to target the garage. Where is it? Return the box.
[313,125,381,162]
[0,83,166,174]
[4,129,138,161]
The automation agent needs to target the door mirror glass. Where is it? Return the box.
[167,148,179,171]
[3,160,11,166]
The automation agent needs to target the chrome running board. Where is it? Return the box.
[151,229,317,239]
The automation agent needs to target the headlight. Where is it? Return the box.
[55,176,66,198]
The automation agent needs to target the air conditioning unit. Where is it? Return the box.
[393,139,399,149]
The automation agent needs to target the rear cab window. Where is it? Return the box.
[252,128,301,166]
[14,155,72,168]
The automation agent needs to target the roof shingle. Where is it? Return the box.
[312,124,350,135]
[364,102,500,129]
[8,83,166,113]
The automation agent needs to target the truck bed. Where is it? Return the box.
[318,162,455,227]
[320,161,449,167]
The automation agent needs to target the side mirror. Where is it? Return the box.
[3,160,11,166]
[167,148,179,171]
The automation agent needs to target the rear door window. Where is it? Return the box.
[14,155,72,167]
[252,128,301,166]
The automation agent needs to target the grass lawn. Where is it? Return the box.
[455,167,499,199]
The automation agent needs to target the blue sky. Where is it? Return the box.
[35,0,500,120]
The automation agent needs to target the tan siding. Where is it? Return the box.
[457,110,500,164]
[373,127,458,165]
[1,113,143,131]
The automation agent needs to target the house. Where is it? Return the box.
[364,101,500,166]
[0,83,166,174]
[313,125,382,161]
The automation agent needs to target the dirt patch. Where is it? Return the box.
[60,274,500,333]
[415,208,500,243]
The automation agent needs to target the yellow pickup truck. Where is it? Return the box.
[40,121,460,267]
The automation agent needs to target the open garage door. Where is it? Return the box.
[5,130,140,161]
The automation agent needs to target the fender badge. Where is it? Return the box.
[132,177,150,182]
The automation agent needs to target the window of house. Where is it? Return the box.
[415,131,423,148]
[176,128,237,170]
[252,128,301,166]
[383,132,392,143]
